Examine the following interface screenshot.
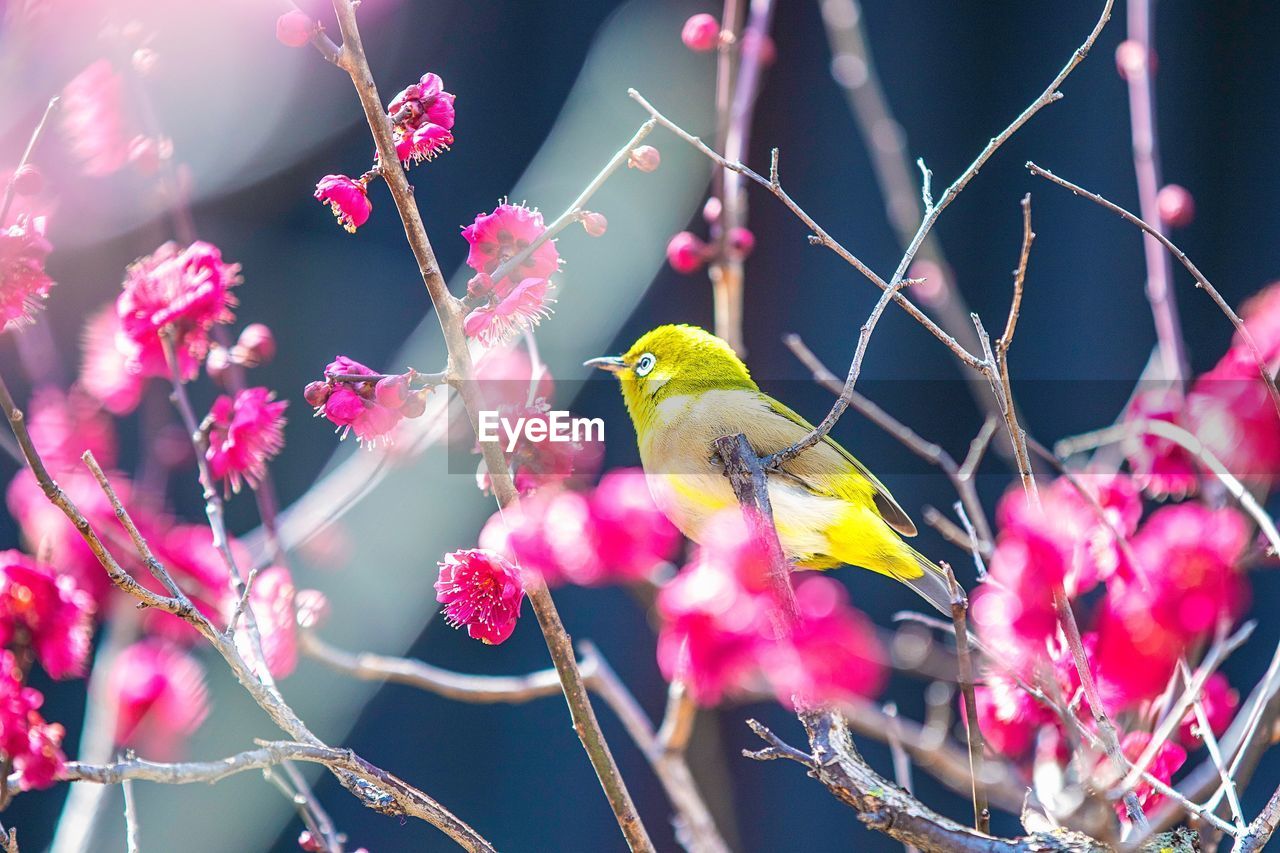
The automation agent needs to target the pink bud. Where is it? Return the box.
[1115,39,1148,80]
[741,30,776,66]
[467,273,495,299]
[303,381,331,408]
[294,589,331,629]
[1157,184,1195,228]
[131,48,158,76]
[375,374,410,409]
[581,211,608,237]
[297,830,323,852]
[11,165,42,197]
[727,226,755,259]
[666,232,708,274]
[276,10,313,48]
[127,136,160,175]
[235,323,276,366]
[627,145,661,173]
[205,345,231,386]
[702,196,722,223]
[681,13,721,52]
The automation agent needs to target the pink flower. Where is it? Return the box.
[386,72,455,165]
[13,718,65,790]
[1125,388,1199,498]
[1178,672,1238,748]
[462,202,559,292]
[1187,350,1280,492]
[395,123,454,164]
[314,175,372,233]
[235,566,297,679]
[585,469,680,582]
[26,385,117,474]
[205,387,288,494]
[310,357,422,446]
[0,651,65,790]
[767,576,886,707]
[463,277,554,345]
[971,674,1054,759]
[0,214,54,331]
[0,551,95,679]
[1239,281,1280,363]
[478,489,593,587]
[61,59,131,176]
[1117,732,1186,816]
[434,549,525,644]
[80,305,145,415]
[108,639,210,760]
[474,397,599,496]
[142,525,240,643]
[666,231,707,274]
[116,241,241,380]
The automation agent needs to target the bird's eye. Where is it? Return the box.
[634,353,656,377]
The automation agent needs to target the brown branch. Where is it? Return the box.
[1235,785,1280,853]
[746,710,1108,852]
[1026,162,1280,420]
[325,2,652,847]
[943,564,988,834]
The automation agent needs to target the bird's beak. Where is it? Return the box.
[584,355,627,373]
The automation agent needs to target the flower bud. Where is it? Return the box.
[581,211,608,237]
[400,389,428,419]
[627,145,661,172]
[205,345,231,386]
[1115,39,1148,80]
[303,381,331,408]
[276,10,313,48]
[11,165,42,197]
[374,374,410,409]
[297,830,323,852]
[727,226,755,259]
[234,323,276,367]
[702,196,722,223]
[666,231,708,274]
[294,589,331,629]
[467,272,495,299]
[681,13,721,52]
[1157,184,1195,228]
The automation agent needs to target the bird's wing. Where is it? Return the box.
[760,397,918,537]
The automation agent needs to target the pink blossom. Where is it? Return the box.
[463,277,554,346]
[116,241,241,380]
[462,202,559,292]
[108,639,209,760]
[0,651,65,790]
[581,212,608,237]
[143,525,241,643]
[395,123,454,165]
[0,551,95,679]
[1178,672,1238,748]
[311,357,422,446]
[585,469,680,582]
[971,674,1054,759]
[0,214,54,331]
[206,387,288,494]
[666,231,707,274]
[61,59,131,176]
[474,397,599,496]
[1239,281,1280,363]
[26,385,117,473]
[1118,732,1186,816]
[726,226,755,259]
[1125,388,1198,498]
[387,72,455,164]
[80,305,145,415]
[478,488,593,587]
[1187,349,1280,492]
[434,549,525,645]
[235,566,297,679]
[314,175,372,233]
[13,718,66,790]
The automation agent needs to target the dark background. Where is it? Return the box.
[3,0,1280,850]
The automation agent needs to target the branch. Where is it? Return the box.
[1026,162,1280,421]
[325,1,652,847]
[746,710,1109,852]
[0,95,59,226]
[944,564,989,834]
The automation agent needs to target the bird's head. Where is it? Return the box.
[586,324,757,433]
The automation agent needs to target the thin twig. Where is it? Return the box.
[0,96,59,227]
[882,703,919,853]
[121,774,140,853]
[1027,162,1280,420]
[943,564,988,834]
[1179,659,1246,831]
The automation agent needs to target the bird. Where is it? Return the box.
[586,323,953,615]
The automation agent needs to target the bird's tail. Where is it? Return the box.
[893,546,957,617]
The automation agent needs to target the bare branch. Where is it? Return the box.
[943,564,989,834]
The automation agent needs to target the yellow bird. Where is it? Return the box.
[587,324,952,614]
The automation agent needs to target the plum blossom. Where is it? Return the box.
[205,387,288,493]
[1187,349,1280,492]
[108,639,210,759]
[1124,388,1199,498]
[666,231,707,274]
[585,469,680,582]
[307,357,425,447]
[387,72,455,164]
[1178,672,1238,748]
[0,214,54,331]
[463,202,559,291]
[80,305,145,415]
[61,59,131,176]
[0,651,65,790]
[475,397,600,497]
[971,674,1054,759]
[1118,732,1186,817]
[235,566,297,679]
[0,551,94,679]
[314,175,371,233]
[26,385,117,473]
[463,276,554,346]
[116,241,241,379]
[434,549,525,645]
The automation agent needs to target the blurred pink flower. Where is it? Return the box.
[0,551,94,679]
[666,232,707,274]
[0,651,64,790]
[435,549,524,645]
[478,488,590,587]
[1178,672,1238,748]
[462,202,559,292]
[1125,387,1199,498]
[1187,349,1280,492]
[26,385,117,473]
[0,214,54,331]
[205,387,287,494]
[475,398,599,497]
[236,566,297,679]
[61,59,131,176]
[314,175,371,233]
[309,357,420,447]
[80,305,145,415]
[108,639,209,760]
[13,717,65,790]
[1118,732,1186,816]
[971,674,1054,759]
[116,241,241,379]
[463,277,553,346]
[585,468,680,582]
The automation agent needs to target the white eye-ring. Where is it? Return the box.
[634,352,657,377]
